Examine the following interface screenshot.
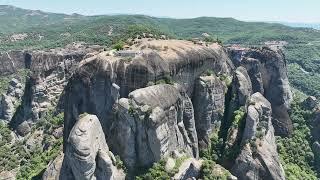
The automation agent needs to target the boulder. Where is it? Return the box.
[173,158,202,180]
[0,170,15,180]
[65,114,125,180]
[303,96,318,110]
[232,92,285,180]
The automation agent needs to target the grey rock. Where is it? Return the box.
[0,170,15,180]
[232,92,285,180]
[303,96,318,110]
[173,158,202,180]
[192,74,226,149]
[0,78,24,123]
[7,44,101,134]
[16,121,31,136]
[228,47,293,136]
[110,84,198,170]
[25,130,44,150]
[311,110,320,142]
[223,67,252,152]
[42,152,74,180]
[233,66,252,107]
[312,141,320,157]
[52,127,64,139]
[63,39,233,161]
[65,114,125,180]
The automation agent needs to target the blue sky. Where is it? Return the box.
[1,0,319,23]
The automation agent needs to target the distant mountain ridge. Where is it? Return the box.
[1,5,320,52]
[272,21,320,30]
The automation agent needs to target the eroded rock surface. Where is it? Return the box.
[110,84,198,170]
[0,78,24,123]
[192,74,226,149]
[228,47,293,136]
[63,39,233,155]
[8,44,101,135]
[232,92,285,180]
[65,114,125,180]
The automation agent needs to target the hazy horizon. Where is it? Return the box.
[1,0,320,24]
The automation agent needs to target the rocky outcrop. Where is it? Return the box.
[64,114,125,180]
[0,170,15,180]
[172,158,202,180]
[63,39,233,156]
[312,109,320,142]
[110,84,198,170]
[0,51,25,75]
[228,47,293,136]
[42,153,67,180]
[232,92,285,180]
[192,74,226,149]
[0,78,24,123]
[8,44,101,135]
[303,96,318,110]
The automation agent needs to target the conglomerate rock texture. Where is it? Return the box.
[110,84,198,170]
[0,38,291,180]
[228,47,293,136]
[232,92,285,180]
[0,78,24,123]
[63,39,233,152]
[44,114,125,180]
[4,44,102,135]
[192,74,227,149]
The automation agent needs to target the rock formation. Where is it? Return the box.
[0,78,24,123]
[63,39,233,154]
[110,84,198,170]
[6,43,101,135]
[228,47,293,136]
[0,51,25,75]
[192,74,227,149]
[64,114,125,180]
[1,38,289,180]
[231,92,285,180]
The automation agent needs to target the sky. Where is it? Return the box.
[1,0,320,23]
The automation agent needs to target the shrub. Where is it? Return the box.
[112,41,124,51]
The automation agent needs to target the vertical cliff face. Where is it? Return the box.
[62,39,233,153]
[110,84,198,170]
[61,40,233,177]
[57,40,291,180]
[4,44,101,135]
[0,51,25,75]
[65,114,125,180]
[231,93,285,180]
[228,47,293,136]
[192,74,227,149]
